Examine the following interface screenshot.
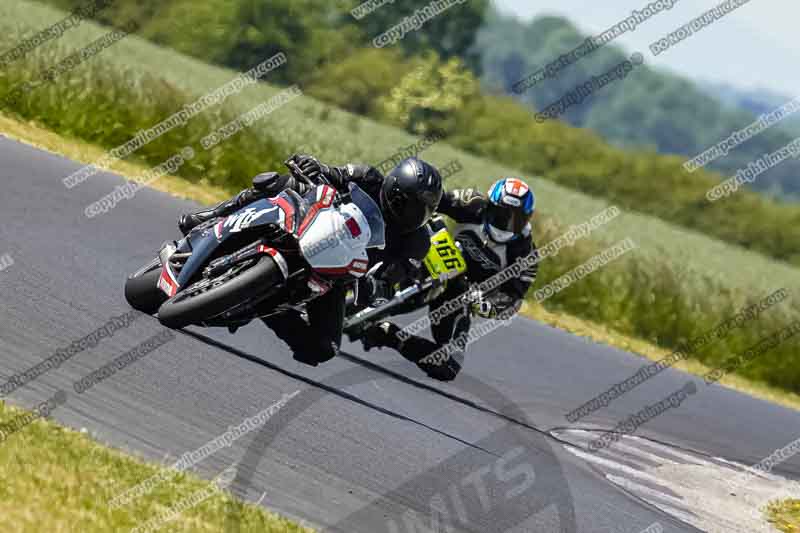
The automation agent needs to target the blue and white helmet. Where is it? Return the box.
[485,178,535,243]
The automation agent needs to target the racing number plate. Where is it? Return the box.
[424,229,467,279]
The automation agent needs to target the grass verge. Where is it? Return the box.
[0,112,229,206]
[0,396,313,532]
[767,499,800,532]
[522,301,800,413]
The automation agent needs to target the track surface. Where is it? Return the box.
[1,137,799,532]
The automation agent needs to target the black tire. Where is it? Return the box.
[157,256,283,329]
[125,265,167,315]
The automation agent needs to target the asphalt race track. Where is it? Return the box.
[1,136,799,532]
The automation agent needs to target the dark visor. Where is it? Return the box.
[487,204,528,234]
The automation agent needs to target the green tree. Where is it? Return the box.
[221,0,360,85]
[307,48,414,117]
[473,10,800,201]
[380,54,479,135]
[347,0,490,72]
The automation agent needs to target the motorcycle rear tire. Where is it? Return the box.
[125,265,167,315]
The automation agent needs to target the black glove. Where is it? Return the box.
[294,154,330,182]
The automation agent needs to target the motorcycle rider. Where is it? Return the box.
[177,154,443,366]
[360,178,538,381]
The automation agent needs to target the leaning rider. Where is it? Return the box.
[361,178,538,381]
[177,154,443,366]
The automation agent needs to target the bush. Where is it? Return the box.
[0,29,285,192]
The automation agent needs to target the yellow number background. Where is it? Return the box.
[423,229,467,279]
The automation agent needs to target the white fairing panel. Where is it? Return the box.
[299,202,372,276]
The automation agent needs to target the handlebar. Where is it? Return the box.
[284,156,333,188]
[285,156,349,206]
[284,158,314,186]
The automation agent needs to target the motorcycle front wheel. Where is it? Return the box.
[157,256,284,329]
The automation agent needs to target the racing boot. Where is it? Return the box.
[177,189,259,236]
[178,172,291,236]
[361,321,402,351]
[178,208,218,235]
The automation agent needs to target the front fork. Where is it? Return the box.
[203,239,274,278]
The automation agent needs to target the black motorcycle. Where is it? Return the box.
[124,159,386,330]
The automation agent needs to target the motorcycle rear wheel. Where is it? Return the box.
[124,264,166,315]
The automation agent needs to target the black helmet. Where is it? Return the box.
[380,158,443,234]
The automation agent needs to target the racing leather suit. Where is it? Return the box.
[367,188,538,381]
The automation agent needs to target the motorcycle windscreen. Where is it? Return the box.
[298,190,378,277]
[348,183,385,250]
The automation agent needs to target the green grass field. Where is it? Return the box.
[0,398,312,532]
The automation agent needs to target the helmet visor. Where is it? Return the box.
[487,204,529,234]
[381,176,440,234]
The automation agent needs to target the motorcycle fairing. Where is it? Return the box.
[298,190,372,278]
[297,185,336,236]
[158,183,379,299]
[169,192,299,290]
[157,241,180,297]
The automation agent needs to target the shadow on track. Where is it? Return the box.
[174,329,578,533]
